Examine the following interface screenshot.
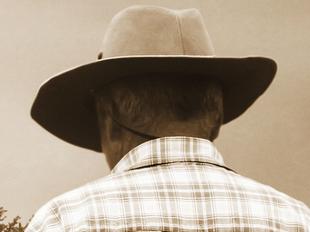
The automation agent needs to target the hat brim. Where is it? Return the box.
[31,55,277,152]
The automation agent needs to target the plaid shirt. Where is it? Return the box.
[26,136,310,231]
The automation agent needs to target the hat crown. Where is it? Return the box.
[100,5,215,58]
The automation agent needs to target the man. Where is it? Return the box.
[26,5,310,231]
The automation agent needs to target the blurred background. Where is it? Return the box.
[1,0,309,222]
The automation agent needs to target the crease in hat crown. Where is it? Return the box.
[99,5,215,59]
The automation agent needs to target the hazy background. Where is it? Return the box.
[1,0,309,222]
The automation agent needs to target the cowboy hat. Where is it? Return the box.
[31,5,277,152]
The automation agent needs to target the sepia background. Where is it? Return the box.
[1,0,309,222]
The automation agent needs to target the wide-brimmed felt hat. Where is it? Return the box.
[31,5,277,152]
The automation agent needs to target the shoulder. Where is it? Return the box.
[26,171,140,231]
[229,171,310,225]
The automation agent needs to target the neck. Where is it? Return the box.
[150,120,214,141]
[114,117,212,140]
[101,118,218,169]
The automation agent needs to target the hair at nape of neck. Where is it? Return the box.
[94,75,223,164]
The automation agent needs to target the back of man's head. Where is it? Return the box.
[95,75,223,167]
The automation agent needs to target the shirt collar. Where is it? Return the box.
[111,136,232,174]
